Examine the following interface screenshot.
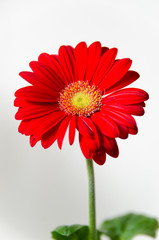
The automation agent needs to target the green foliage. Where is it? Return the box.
[99,213,158,240]
[51,213,158,240]
[51,225,89,240]
[51,224,102,240]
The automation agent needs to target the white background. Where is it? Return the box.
[0,0,159,239]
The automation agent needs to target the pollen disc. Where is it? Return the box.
[59,81,102,116]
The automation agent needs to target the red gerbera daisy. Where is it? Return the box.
[14,42,149,165]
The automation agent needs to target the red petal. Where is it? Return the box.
[138,102,146,107]
[74,42,88,81]
[79,134,98,159]
[102,88,149,105]
[91,112,119,138]
[18,111,66,138]
[69,115,77,145]
[105,70,140,94]
[80,116,100,147]
[85,41,101,82]
[91,48,118,86]
[14,98,28,107]
[98,58,132,91]
[101,109,137,128]
[57,116,71,149]
[77,117,94,138]
[35,112,67,138]
[101,47,109,56]
[41,124,59,149]
[117,124,129,139]
[92,149,106,165]
[30,135,40,147]
[19,71,56,95]
[18,120,30,135]
[29,61,63,91]
[128,126,138,135]
[102,103,145,116]
[38,53,68,85]
[15,104,59,120]
[58,45,77,83]
[102,136,119,158]
[15,86,59,103]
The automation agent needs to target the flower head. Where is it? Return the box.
[14,42,149,165]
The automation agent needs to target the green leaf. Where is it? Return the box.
[51,224,89,240]
[99,213,158,240]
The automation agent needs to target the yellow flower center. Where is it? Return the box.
[59,81,102,116]
[72,92,91,109]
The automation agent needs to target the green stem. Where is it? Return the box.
[86,159,97,240]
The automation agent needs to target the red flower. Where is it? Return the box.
[14,42,149,165]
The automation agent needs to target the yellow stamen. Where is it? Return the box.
[59,81,102,116]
